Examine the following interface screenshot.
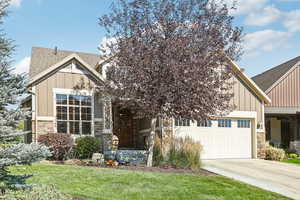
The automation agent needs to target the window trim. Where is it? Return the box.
[218,119,232,128]
[175,118,190,127]
[197,120,212,127]
[53,88,94,136]
[237,119,251,128]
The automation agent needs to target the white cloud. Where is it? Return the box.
[244,5,281,26]
[244,30,291,56]
[10,0,22,7]
[221,0,269,15]
[283,10,300,32]
[14,57,30,74]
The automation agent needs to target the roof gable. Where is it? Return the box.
[28,53,104,86]
[252,56,300,92]
[225,56,271,104]
[29,47,101,78]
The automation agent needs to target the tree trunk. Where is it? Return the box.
[147,118,157,167]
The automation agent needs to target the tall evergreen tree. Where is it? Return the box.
[0,0,50,194]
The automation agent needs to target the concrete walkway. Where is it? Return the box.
[203,159,300,200]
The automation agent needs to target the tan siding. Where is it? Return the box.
[267,65,300,107]
[232,75,263,122]
[36,70,97,117]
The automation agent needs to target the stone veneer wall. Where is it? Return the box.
[32,120,55,142]
[290,141,300,154]
[257,132,266,159]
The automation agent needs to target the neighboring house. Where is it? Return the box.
[23,46,270,160]
[253,56,300,152]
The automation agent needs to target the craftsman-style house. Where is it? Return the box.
[23,46,271,159]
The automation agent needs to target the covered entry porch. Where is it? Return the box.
[112,104,153,150]
[266,112,300,151]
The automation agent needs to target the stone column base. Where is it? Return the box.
[101,133,113,152]
[290,141,300,154]
[257,132,266,159]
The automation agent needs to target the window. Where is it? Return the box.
[197,120,212,127]
[175,118,190,126]
[237,120,250,128]
[56,94,92,135]
[218,119,231,128]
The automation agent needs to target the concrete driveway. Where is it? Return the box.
[203,159,300,200]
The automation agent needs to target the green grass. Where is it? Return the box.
[282,158,300,165]
[12,162,290,200]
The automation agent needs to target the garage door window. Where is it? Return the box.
[237,120,250,128]
[197,120,212,127]
[218,119,231,127]
[175,118,190,126]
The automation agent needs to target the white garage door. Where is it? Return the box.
[175,119,252,159]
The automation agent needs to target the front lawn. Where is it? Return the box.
[282,158,300,165]
[12,163,290,200]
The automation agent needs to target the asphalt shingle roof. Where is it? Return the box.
[29,46,101,78]
[252,56,300,92]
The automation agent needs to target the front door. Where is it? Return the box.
[114,108,134,148]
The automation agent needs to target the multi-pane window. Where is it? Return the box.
[237,120,250,128]
[197,120,212,127]
[56,94,92,135]
[175,118,190,126]
[218,119,231,128]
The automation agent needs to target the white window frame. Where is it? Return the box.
[53,88,94,136]
[237,119,251,128]
[175,118,190,127]
[218,119,232,128]
[197,120,212,127]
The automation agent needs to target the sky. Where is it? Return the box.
[5,0,300,77]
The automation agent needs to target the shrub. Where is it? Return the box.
[285,148,297,154]
[5,185,71,200]
[289,153,298,159]
[38,133,73,161]
[153,136,164,167]
[74,136,100,159]
[153,136,202,170]
[168,137,202,170]
[265,145,286,161]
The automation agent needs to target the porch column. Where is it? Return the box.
[102,98,113,151]
[290,113,300,153]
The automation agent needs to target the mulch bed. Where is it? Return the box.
[45,160,215,176]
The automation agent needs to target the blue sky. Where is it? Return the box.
[5,0,300,77]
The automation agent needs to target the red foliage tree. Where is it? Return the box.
[99,0,243,166]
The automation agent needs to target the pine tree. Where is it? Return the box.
[0,0,50,194]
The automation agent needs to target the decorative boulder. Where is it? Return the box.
[92,153,104,164]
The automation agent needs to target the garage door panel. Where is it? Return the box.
[175,120,252,159]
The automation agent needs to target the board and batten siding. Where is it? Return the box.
[230,75,264,123]
[266,65,300,107]
[35,68,101,117]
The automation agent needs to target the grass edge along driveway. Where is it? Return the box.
[282,158,300,165]
[12,163,290,200]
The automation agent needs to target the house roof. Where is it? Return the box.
[224,56,271,104]
[28,53,104,87]
[29,46,101,78]
[252,56,300,92]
